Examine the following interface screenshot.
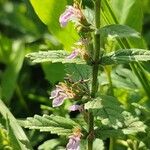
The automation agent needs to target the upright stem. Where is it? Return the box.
[88,0,101,150]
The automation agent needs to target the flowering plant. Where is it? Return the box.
[11,0,150,149]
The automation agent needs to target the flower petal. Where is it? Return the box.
[59,6,75,27]
[69,105,81,111]
[67,49,79,59]
[66,136,80,150]
[50,87,63,99]
[52,94,67,107]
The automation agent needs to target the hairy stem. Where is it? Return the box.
[88,0,101,150]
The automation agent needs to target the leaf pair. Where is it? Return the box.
[85,95,146,139]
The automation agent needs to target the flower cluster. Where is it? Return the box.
[66,128,82,150]
[50,82,75,107]
[50,3,91,150]
[59,3,84,27]
[67,38,90,62]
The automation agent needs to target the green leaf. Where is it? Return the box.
[84,96,146,138]
[1,40,25,103]
[29,0,79,50]
[93,139,104,150]
[65,64,92,81]
[0,99,32,150]
[85,95,124,127]
[102,0,146,49]
[42,63,65,85]
[26,50,85,64]
[95,111,146,139]
[101,49,150,65]
[20,114,80,136]
[38,139,61,150]
[110,0,143,32]
[98,24,140,39]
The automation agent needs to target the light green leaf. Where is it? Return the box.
[20,114,80,136]
[85,95,124,127]
[85,96,146,138]
[93,139,104,150]
[101,49,150,65]
[102,0,146,49]
[110,0,143,32]
[121,111,146,134]
[38,139,61,150]
[0,126,13,150]
[29,0,79,50]
[26,50,85,64]
[0,99,32,150]
[95,111,146,139]
[98,24,140,39]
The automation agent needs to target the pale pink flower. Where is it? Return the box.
[67,49,80,59]
[69,105,83,112]
[66,135,80,150]
[50,83,75,107]
[59,6,82,27]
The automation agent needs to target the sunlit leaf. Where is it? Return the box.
[29,0,79,50]
[20,114,80,136]
[26,50,85,64]
[99,24,140,39]
[101,49,150,65]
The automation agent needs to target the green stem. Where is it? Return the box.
[88,0,101,150]
[109,138,114,150]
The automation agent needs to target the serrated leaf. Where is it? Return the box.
[85,96,146,139]
[20,114,80,136]
[121,111,146,134]
[85,95,124,127]
[26,50,85,64]
[98,24,140,38]
[101,49,150,65]
[65,64,92,81]
[95,112,146,139]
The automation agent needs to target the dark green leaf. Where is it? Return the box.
[101,49,150,65]
[65,64,92,81]
[98,24,140,38]
[1,40,25,103]
[42,63,65,85]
